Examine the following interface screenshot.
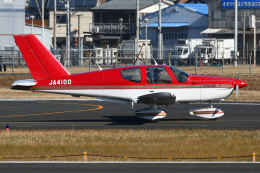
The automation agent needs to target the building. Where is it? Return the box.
[178,0,211,4]
[24,24,52,49]
[27,0,100,49]
[140,4,208,48]
[89,0,173,47]
[201,0,260,58]
[0,0,25,50]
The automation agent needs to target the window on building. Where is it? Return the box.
[184,34,187,38]
[169,34,171,39]
[166,34,168,39]
[175,34,177,39]
[178,34,180,39]
[56,15,67,24]
[94,12,101,23]
[214,10,226,19]
[163,34,165,39]
[221,10,227,19]
[181,34,183,39]
[121,68,141,83]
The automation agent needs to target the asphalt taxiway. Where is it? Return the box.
[1,162,260,173]
[0,99,259,129]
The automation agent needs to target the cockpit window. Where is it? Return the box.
[121,68,141,83]
[170,66,189,82]
[146,67,172,84]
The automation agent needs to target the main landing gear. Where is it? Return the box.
[135,103,167,121]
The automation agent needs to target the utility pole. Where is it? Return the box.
[254,15,256,68]
[77,14,83,66]
[243,11,245,64]
[54,0,56,50]
[234,0,237,67]
[66,0,70,66]
[158,0,162,60]
[78,15,81,50]
[42,0,44,44]
[136,0,139,65]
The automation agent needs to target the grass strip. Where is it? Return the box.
[0,129,259,161]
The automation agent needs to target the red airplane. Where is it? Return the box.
[12,35,248,121]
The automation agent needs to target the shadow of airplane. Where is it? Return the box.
[31,116,205,126]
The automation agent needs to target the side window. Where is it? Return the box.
[183,48,188,55]
[146,67,172,84]
[170,66,189,82]
[121,68,141,83]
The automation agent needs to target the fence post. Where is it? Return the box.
[253,153,256,162]
[247,43,248,64]
[12,51,14,73]
[115,52,118,67]
[167,51,171,66]
[88,51,92,72]
[83,152,87,161]
[63,51,66,68]
[222,52,224,74]
[107,45,109,66]
[249,52,252,74]
[195,52,197,74]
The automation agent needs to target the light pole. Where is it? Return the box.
[30,15,35,34]
[119,18,123,44]
[144,18,149,40]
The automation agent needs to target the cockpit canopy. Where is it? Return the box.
[121,66,189,83]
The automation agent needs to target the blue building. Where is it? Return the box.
[140,4,208,48]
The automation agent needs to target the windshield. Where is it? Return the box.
[170,66,189,82]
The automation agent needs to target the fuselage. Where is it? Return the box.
[13,65,247,104]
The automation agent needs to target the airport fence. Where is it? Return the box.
[0,46,259,72]
[0,152,258,161]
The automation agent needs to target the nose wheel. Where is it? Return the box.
[189,102,224,120]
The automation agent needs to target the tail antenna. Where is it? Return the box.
[94,60,103,71]
[151,54,158,65]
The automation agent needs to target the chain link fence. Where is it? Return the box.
[0,46,259,69]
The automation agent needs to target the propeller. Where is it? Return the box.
[236,73,239,98]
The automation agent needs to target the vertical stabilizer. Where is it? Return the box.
[14,35,70,80]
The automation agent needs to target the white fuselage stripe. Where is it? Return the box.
[35,88,234,103]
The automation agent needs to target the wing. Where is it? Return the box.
[137,92,176,106]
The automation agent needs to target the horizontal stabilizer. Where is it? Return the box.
[12,79,37,86]
[11,79,37,90]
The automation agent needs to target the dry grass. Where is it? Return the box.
[0,129,259,161]
[182,65,260,75]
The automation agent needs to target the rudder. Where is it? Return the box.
[14,34,70,80]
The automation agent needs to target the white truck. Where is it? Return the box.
[197,39,234,63]
[170,39,204,59]
[170,38,234,63]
